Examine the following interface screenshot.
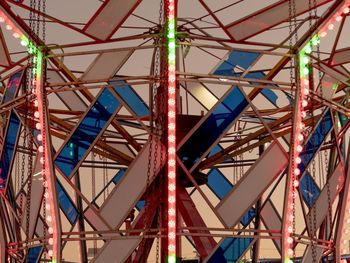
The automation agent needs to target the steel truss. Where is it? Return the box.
[0,0,349,262]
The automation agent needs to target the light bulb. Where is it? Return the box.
[343,7,350,14]
[297,145,303,153]
[294,180,299,187]
[336,15,343,22]
[328,24,334,30]
[294,168,300,175]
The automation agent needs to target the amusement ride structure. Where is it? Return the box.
[0,0,349,262]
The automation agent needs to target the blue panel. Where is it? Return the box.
[208,237,253,263]
[207,168,232,199]
[111,80,149,117]
[178,88,248,169]
[207,168,255,226]
[298,110,332,175]
[112,169,126,184]
[2,71,23,104]
[57,181,78,224]
[55,88,121,177]
[27,246,42,263]
[207,144,232,163]
[213,51,282,107]
[0,111,21,189]
[214,51,260,76]
[300,172,320,208]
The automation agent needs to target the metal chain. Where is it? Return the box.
[288,0,298,260]
[155,2,165,262]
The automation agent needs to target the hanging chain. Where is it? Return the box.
[288,0,298,260]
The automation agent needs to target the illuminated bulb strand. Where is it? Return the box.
[166,0,176,262]
[316,2,350,260]
[0,10,57,263]
[284,3,350,262]
[283,40,313,263]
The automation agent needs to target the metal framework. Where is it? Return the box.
[0,0,349,262]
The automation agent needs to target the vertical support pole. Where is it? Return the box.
[166,0,177,262]
[35,51,62,262]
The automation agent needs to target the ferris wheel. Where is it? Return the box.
[0,0,349,262]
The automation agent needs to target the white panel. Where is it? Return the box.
[182,82,218,110]
[216,142,288,227]
[84,0,139,40]
[81,51,131,81]
[85,138,165,229]
[92,238,141,263]
[226,0,328,41]
[261,200,282,252]
[306,163,342,230]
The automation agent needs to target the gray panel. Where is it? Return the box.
[92,238,141,263]
[47,70,87,112]
[182,81,218,110]
[81,50,131,81]
[84,0,140,40]
[85,137,165,228]
[331,48,350,66]
[216,142,288,227]
[226,0,329,41]
[261,200,282,252]
[306,163,342,231]
[301,245,324,263]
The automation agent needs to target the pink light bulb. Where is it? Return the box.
[320,31,327,38]
[49,238,53,245]
[38,145,44,153]
[336,15,343,22]
[328,24,335,30]
[296,156,302,164]
[34,111,40,118]
[36,123,41,130]
[294,180,299,187]
[5,24,12,30]
[48,250,53,257]
[294,168,300,175]
[302,99,308,107]
[298,134,304,141]
[12,32,20,38]
[297,145,303,153]
[343,7,350,14]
